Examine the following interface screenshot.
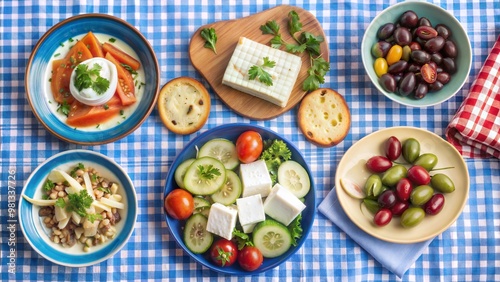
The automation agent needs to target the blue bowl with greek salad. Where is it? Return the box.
[163,123,315,274]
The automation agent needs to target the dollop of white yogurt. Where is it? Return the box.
[69,58,118,106]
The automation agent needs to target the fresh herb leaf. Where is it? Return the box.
[260,139,292,184]
[288,213,303,246]
[43,179,55,192]
[248,57,276,86]
[86,213,103,223]
[103,104,109,110]
[91,173,98,183]
[92,76,110,94]
[260,20,281,35]
[233,228,254,250]
[57,101,71,117]
[288,11,302,37]
[303,57,330,91]
[200,27,218,54]
[285,43,307,53]
[55,198,66,208]
[66,189,94,217]
[42,194,50,200]
[270,35,284,49]
[197,165,221,180]
[121,63,138,75]
[109,38,116,43]
[301,32,324,57]
[74,63,110,94]
[97,187,111,194]
[70,163,85,178]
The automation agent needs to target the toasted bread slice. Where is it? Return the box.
[158,77,211,135]
[298,88,350,147]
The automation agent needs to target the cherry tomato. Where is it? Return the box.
[366,156,393,173]
[236,131,263,164]
[407,165,431,185]
[421,63,437,84]
[385,136,402,161]
[238,246,263,271]
[210,239,238,267]
[374,208,392,226]
[164,189,194,220]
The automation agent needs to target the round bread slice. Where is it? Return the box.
[297,88,350,147]
[158,77,211,135]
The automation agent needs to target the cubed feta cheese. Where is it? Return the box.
[263,183,306,226]
[241,222,257,234]
[222,37,302,107]
[206,203,238,240]
[236,194,266,227]
[239,160,272,198]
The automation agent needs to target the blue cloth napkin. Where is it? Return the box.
[317,187,434,278]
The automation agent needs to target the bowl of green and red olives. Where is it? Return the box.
[361,1,472,107]
[335,127,469,244]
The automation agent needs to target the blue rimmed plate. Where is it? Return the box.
[25,14,159,145]
[19,149,137,267]
[163,123,316,274]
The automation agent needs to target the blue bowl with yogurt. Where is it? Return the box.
[25,14,159,145]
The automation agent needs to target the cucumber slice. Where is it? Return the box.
[174,158,195,188]
[198,138,239,170]
[277,160,311,198]
[183,213,213,254]
[183,157,226,195]
[211,170,242,205]
[252,219,292,258]
[193,196,211,209]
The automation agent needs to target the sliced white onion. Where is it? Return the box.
[22,194,56,206]
[99,197,125,209]
[340,178,366,199]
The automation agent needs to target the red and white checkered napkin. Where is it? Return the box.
[446,36,500,158]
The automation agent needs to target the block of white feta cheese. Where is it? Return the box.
[239,159,272,198]
[263,183,306,226]
[236,194,266,228]
[206,203,238,240]
[222,37,302,107]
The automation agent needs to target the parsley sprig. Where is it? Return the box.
[197,164,221,180]
[74,63,110,95]
[248,57,276,86]
[200,27,218,54]
[260,10,330,91]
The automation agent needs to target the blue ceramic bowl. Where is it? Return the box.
[25,14,159,145]
[19,150,138,267]
[361,1,472,107]
[163,123,316,274]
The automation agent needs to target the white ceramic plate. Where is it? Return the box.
[335,127,469,243]
[19,149,137,266]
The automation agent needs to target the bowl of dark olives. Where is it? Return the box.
[361,1,472,107]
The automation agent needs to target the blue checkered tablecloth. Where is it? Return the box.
[1,0,499,281]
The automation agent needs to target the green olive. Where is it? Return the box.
[363,198,380,214]
[401,207,425,228]
[410,185,434,206]
[364,174,383,197]
[431,173,455,193]
[414,153,438,171]
[402,138,420,163]
[381,164,408,187]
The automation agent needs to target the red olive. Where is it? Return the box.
[374,208,393,226]
[391,201,410,216]
[366,156,393,173]
[407,165,431,185]
[396,178,413,201]
[385,136,402,161]
[424,194,445,215]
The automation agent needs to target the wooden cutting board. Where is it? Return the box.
[189,5,329,120]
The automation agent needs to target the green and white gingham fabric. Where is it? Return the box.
[1,0,499,281]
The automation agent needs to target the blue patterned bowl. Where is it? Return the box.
[19,150,138,267]
[163,123,316,274]
[361,1,472,107]
[25,14,159,145]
